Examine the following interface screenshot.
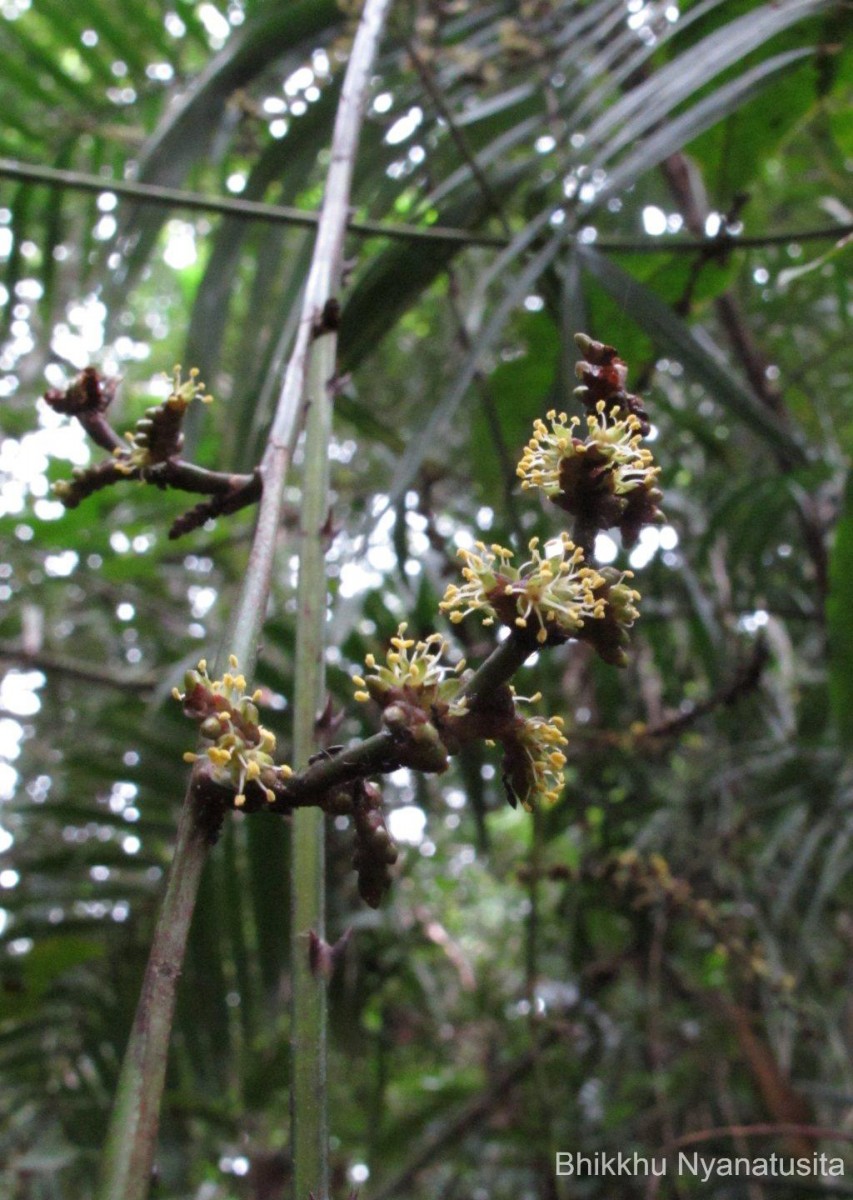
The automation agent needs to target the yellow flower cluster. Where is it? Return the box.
[440,534,604,644]
[353,623,468,716]
[175,655,291,808]
[114,366,213,474]
[516,402,658,498]
[510,712,568,809]
[165,364,214,411]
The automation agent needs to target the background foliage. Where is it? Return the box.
[0,0,851,1196]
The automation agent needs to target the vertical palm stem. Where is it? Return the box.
[286,6,392,1194]
[290,339,334,1200]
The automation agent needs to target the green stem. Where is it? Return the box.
[286,6,393,1192]
[463,630,538,704]
[5,158,849,253]
[290,334,334,1200]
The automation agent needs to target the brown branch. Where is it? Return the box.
[646,1119,853,1200]
[663,1123,853,1153]
[0,643,157,693]
[370,1029,560,1200]
[719,999,816,1158]
[55,450,261,537]
[656,972,820,1166]
[636,635,768,743]
[166,471,262,538]
[46,368,264,537]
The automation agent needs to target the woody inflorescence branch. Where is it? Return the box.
[173,333,662,907]
[44,365,262,539]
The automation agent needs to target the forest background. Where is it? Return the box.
[0,0,851,1197]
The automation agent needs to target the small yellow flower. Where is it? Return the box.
[517,403,658,499]
[174,654,292,801]
[167,364,213,409]
[52,479,75,500]
[503,712,569,809]
[354,623,468,716]
[440,534,604,644]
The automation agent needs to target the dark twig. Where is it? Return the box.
[638,635,768,742]
[370,1030,560,1200]
[46,368,263,537]
[165,471,262,539]
[572,636,768,749]
[0,156,505,249]
[401,35,512,237]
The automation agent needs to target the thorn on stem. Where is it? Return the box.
[308,928,353,981]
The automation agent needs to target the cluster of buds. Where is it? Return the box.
[517,335,663,547]
[175,656,292,809]
[46,368,126,508]
[44,365,117,421]
[440,534,603,646]
[52,459,132,508]
[573,333,650,432]
[44,364,261,539]
[48,365,215,511]
[352,625,469,772]
[114,366,212,474]
[351,781,399,908]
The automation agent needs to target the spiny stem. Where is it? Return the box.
[290,334,334,1200]
[97,3,392,1195]
[287,5,393,1194]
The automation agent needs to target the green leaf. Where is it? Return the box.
[577,245,811,467]
[596,47,816,203]
[378,231,565,517]
[103,0,343,307]
[583,0,834,163]
[827,468,853,751]
[0,938,104,1022]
